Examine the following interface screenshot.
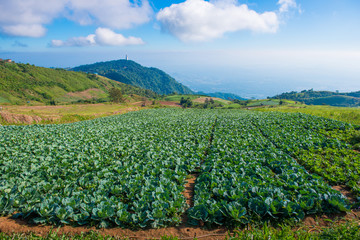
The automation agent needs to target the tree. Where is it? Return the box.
[109,87,124,103]
[180,97,193,108]
[180,97,186,105]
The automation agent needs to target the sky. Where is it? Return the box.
[0,0,360,98]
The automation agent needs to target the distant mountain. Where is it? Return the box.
[196,91,246,100]
[272,89,360,107]
[0,61,157,105]
[71,60,194,95]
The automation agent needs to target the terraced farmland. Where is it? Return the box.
[0,109,359,229]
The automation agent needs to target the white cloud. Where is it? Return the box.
[51,28,144,47]
[156,0,297,42]
[94,28,144,46]
[0,0,152,37]
[0,0,64,37]
[278,0,297,13]
[2,24,47,38]
[65,0,152,29]
[51,34,96,47]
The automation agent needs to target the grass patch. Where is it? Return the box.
[0,103,142,125]
[254,105,360,126]
[164,94,201,102]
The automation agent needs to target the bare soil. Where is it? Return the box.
[183,174,198,208]
[181,174,199,227]
[0,217,229,239]
[332,185,357,203]
[158,101,181,107]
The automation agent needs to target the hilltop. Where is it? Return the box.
[272,89,360,107]
[0,61,158,105]
[71,59,194,95]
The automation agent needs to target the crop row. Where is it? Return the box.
[188,111,348,227]
[0,109,357,228]
[0,109,215,228]
[253,112,360,195]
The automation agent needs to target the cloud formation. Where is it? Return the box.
[0,0,64,37]
[0,0,152,37]
[156,0,297,42]
[51,28,144,47]
[278,0,297,13]
[65,0,152,29]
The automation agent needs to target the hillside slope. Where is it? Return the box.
[71,60,194,95]
[273,89,360,107]
[0,62,157,105]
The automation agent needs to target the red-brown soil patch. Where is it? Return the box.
[192,97,212,104]
[158,101,181,107]
[181,174,199,227]
[183,174,198,208]
[332,185,357,203]
[0,217,229,239]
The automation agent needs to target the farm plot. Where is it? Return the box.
[253,112,360,195]
[188,111,349,227]
[0,109,215,228]
[0,109,358,229]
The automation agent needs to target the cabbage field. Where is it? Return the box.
[0,109,359,229]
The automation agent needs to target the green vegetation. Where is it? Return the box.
[108,87,124,103]
[272,89,360,107]
[1,109,356,230]
[188,111,351,228]
[1,221,360,239]
[164,94,200,102]
[0,62,158,105]
[0,109,215,228]
[71,60,193,95]
[179,97,193,108]
[179,97,223,109]
[251,112,360,198]
[231,221,360,240]
[253,105,360,126]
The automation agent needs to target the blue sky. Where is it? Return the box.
[1,0,360,98]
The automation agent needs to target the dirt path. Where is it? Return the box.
[181,173,199,227]
[0,216,229,239]
[183,174,198,208]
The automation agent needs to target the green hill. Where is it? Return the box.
[71,59,194,95]
[0,61,158,105]
[272,89,360,107]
